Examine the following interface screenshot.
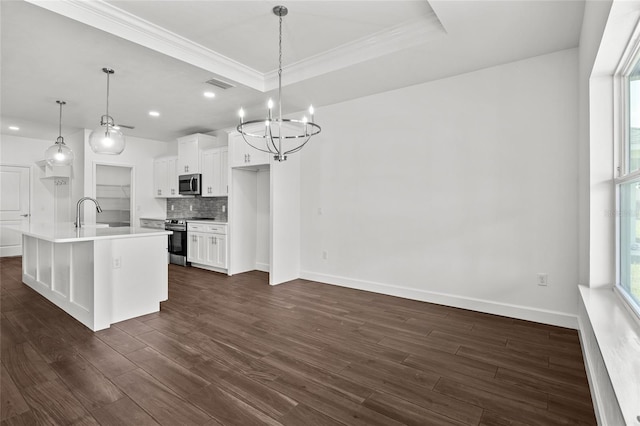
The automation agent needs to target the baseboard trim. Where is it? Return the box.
[255,262,269,273]
[299,270,578,329]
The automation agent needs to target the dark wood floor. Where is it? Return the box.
[1,256,596,425]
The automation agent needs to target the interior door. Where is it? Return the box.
[0,165,30,256]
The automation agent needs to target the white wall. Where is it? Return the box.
[0,130,84,224]
[578,0,614,288]
[83,130,169,225]
[300,48,579,327]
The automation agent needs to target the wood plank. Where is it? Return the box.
[0,365,30,421]
[188,383,283,426]
[403,348,498,382]
[95,326,146,355]
[2,342,58,388]
[74,338,137,379]
[262,350,373,403]
[126,347,210,398]
[260,370,404,426]
[433,377,587,426]
[279,403,344,426]
[50,354,124,411]
[20,379,90,425]
[136,330,210,369]
[362,391,472,426]
[197,365,298,419]
[90,396,160,426]
[112,318,154,336]
[111,368,210,426]
[339,361,482,425]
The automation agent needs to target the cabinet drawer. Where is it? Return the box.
[187,223,205,231]
[205,224,226,234]
[187,223,226,234]
[140,219,164,229]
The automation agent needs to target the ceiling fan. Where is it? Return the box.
[114,123,135,130]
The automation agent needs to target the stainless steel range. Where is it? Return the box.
[164,218,215,266]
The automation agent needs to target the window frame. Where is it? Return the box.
[615,27,640,321]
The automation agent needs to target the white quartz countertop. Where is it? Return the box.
[17,222,172,243]
[185,219,227,224]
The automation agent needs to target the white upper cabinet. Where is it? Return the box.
[229,132,270,168]
[177,133,217,175]
[153,158,168,198]
[153,156,179,198]
[201,147,228,197]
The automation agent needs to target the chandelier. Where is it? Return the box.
[237,5,321,162]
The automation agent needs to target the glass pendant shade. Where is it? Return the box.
[89,67,125,155]
[88,115,125,154]
[45,138,74,166]
[45,100,74,166]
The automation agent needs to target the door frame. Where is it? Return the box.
[92,161,136,226]
[0,163,31,257]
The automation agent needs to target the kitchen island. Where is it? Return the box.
[20,223,171,331]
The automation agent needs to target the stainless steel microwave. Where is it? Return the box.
[178,173,201,195]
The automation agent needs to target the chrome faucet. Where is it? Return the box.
[75,197,103,228]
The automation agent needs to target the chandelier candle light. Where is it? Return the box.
[237,5,321,162]
[44,100,74,166]
[88,67,125,155]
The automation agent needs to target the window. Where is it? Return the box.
[618,51,640,315]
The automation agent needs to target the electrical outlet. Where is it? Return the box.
[113,257,121,269]
[317,207,323,215]
[171,204,174,211]
[322,250,328,260]
[189,205,193,211]
[537,273,548,286]
[222,205,226,213]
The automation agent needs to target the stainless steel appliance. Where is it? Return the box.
[165,217,216,266]
[165,219,188,266]
[178,173,201,195]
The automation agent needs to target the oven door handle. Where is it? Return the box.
[167,232,173,253]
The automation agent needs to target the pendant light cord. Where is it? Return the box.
[105,71,110,124]
[58,101,63,139]
[277,11,283,153]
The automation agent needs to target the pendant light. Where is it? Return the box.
[237,5,321,162]
[88,67,125,154]
[44,100,74,166]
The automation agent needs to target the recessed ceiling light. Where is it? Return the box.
[149,111,160,117]
[204,91,216,98]
[8,126,19,131]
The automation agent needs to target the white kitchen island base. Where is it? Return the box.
[21,225,170,331]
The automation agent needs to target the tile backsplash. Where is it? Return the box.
[166,197,228,221]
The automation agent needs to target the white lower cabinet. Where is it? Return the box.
[187,222,227,271]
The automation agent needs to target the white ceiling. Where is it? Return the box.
[0,0,585,143]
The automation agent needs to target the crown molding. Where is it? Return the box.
[264,15,446,91]
[25,0,266,91]
[26,0,444,94]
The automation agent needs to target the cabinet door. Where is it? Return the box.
[153,159,168,198]
[200,150,218,197]
[186,232,199,263]
[178,138,200,174]
[229,133,270,167]
[219,148,228,195]
[215,234,227,268]
[167,157,179,197]
[205,234,217,266]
